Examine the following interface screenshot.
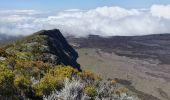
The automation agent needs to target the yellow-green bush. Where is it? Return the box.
[15,52,32,61]
[78,70,102,81]
[33,66,101,97]
[109,79,117,85]
[14,61,50,78]
[33,73,62,96]
[49,65,79,79]
[14,75,31,90]
[33,66,78,96]
[114,87,128,94]
[0,66,15,96]
[0,62,102,98]
[0,60,8,66]
[0,48,8,57]
[84,85,97,99]
[48,66,101,83]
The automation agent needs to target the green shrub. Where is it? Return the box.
[84,85,97,99]
[78,70,102,81]
[49,65,79,79]
[33,66,101,97]
[15,52,32,60]
[0,66,15,96]
[109,79,117,85]
[0,48,8,57]
[14,61,50,79]
[14,75,31,90]
[33,73,62,96]
[114,87,128,94]
[33,66,79,96]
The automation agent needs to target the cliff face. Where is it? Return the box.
[3,29,80,70]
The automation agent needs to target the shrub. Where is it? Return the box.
[43,78,90,100]
[84,85,97,99]
[78,70,102,81]
[33,66,79,96]
[0,48,8,57]
[0,66,15,96]
[44,78,139,100]
[34,66,103,97]
[14,75,31,90]
[49,66,79,79]
[109,79,117,85]
[114,87,129,95]
[56,78,84,100]
[33,73,63,96]
[15,61,51,79]
[15,52,32,60]
[14,75,32,99]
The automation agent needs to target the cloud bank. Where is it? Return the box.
[0,5,170,37]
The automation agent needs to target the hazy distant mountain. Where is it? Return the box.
[0,34,22,45]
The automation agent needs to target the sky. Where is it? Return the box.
[0,0,170,36]
[0,0,170,10]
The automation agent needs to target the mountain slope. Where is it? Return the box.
[0,29,82,99]
[0,29,140,100]
[67,34,170,64]
[3,29,80,70]
[67,34,170,100]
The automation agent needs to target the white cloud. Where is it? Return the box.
[0,5,170,37]
[0,10,46,16]
[151,5,170,19]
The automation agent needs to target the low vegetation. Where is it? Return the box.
[0,59,139,100]
[0,30,139,100]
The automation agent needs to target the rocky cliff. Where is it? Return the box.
[1,29,80,70]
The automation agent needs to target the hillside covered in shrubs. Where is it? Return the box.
[0,29,138,100]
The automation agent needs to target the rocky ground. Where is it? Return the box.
[76,48,170,100]
[67,34,170,100]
